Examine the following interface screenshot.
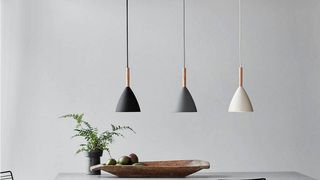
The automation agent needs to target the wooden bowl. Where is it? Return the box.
[90,160,210,178]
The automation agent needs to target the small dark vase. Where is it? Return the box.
[86,150,103,175]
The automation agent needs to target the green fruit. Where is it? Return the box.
[129,153,139,164]
[118,156,131,165]
[106,158,117,165]
[132,162,144,166]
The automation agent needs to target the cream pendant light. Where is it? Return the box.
[228,0,253,112]
[116,0,141,112]
[176,0,197,112]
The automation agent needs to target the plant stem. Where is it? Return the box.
[107,149,112,158]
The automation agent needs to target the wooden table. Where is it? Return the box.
[55,172,316,180]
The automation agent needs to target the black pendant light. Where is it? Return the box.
[116,0,141,112]
[176,0,197,112]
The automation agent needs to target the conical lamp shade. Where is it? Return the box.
[228,86,253,112]
[116,87,140,112]
[176,87,197,112]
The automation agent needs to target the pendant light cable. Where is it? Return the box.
[126,0,129,68]
[183,0,186,68]
[238,0,242,66]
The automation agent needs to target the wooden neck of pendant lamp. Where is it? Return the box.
[182,67,187,87]
[126,67,130,87]
[239,66,243,87]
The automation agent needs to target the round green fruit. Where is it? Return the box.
[118,156,131,165]
[129,153,139,164]
[106,158,117,165]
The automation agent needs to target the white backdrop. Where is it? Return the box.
[1,0,320,179]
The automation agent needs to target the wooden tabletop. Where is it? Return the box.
[55,172,316,180]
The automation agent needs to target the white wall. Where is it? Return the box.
[1,0,319,179]
[295,0,320,177]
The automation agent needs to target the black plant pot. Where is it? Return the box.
[86,150,103,175]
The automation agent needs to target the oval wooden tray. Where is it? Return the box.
[90,160,210,178]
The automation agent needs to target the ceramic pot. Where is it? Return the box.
[86,150,103,175]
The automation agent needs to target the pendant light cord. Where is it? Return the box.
[238,0,242,67]
[183,0,186,68]
[126,0,129,68]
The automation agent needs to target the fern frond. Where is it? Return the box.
[111,125,136,133]
[62,113,135,155]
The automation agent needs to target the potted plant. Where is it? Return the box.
[60,113,135,175]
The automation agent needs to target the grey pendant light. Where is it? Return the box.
[228,0,253,112]
[116,0,141,112]
[176,0,197,112]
